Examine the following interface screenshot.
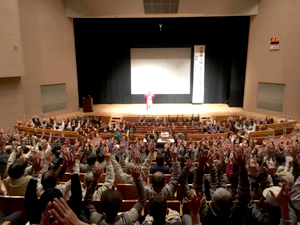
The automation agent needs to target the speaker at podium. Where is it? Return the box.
[82,96,93,112]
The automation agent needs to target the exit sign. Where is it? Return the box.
[270,37,280,50]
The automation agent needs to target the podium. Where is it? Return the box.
[82,98,93,112]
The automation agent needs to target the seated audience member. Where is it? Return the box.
[154,117,163,123]
[150,154,170,174]
[114,127,122,143]
[25,154,82,224]
[37,178,297,225]
[82,151,114,199]
[144,147,180,200]
[0,136,9,195]
[247,146,298,225]
[0,137,8,180]
[248,149,298,225]
[3,148,31,196]
[181,115,191,123]
[183,188,206,225]
[145,130,160,143]
[184,150,251,225]
[123,122,136,136]
[36,148,78,198]
[38,198,85,225]
[111,141,155,184]
[80,152,97,173]
[275,181,297,225]
[138,115,146,123]
[84,164,146,225]
[191,113,200,122]
[143,195,182,225]
[171,126,187,146]
[247,183,296,225]
[288,143,300,223]
[168,115,179,123]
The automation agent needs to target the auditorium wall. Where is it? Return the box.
[0,0,25,78]
[0,0,79,129]
[244,0,300,119]
[0,0,25,129]
[0,77,25,129]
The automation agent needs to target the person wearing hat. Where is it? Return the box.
[247,182,297,225]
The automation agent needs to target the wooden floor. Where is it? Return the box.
[56,103,266,119]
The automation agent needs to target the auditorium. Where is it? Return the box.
[0,0,300,225]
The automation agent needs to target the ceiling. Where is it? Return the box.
[65,0,258,18]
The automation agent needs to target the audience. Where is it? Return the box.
[0,114,298,225]
[84,164,145,225]
[144,195,182,225]
[150,153,170,174]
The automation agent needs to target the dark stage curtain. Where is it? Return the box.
[74,17,249,107]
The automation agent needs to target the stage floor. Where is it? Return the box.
[56,103,266,119]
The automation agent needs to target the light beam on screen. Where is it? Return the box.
[130,48,191,95]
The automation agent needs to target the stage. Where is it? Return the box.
[56,103,266,119]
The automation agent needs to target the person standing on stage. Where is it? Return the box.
[144,91,155,111]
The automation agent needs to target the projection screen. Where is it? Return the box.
[130,48,191,95]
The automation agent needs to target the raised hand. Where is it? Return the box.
[170,146,178,161]
[39,202,52,225]
[75,146,84,161]
[185,188,206,225]
[104,148,111,162]
[134,151,141,161]
[190,142,195,153]
[50,198,86,225]
[130,164,141,180]
[11,141,18,152]
[32,155,44,175]
[197,150,213,170]
[218,149,225,164]
[30,145,39,157]
[287,144,298,161]
[207,152,215,167]
[263,160,276,177]
[266,145,276,159]
[269,181,297,220]
[60,145,69,156]
[92,165,104,182]
[234,148,246,171]
[185,159,194,170]
[45,149,53,164]
[64,153,76,173]
[119,141,125,153]
[183,140,187,147]
[248,156,259,176]
[148,140,156,154]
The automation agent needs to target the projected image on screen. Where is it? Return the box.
[131,48,191,95]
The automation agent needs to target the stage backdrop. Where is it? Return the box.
[74,17,249,107]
